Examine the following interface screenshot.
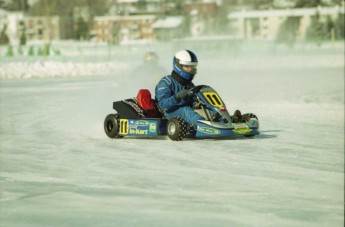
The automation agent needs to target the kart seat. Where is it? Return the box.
[136,89,161,117]
[137,89,155,110]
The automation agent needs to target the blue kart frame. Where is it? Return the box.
[104,85,259,141]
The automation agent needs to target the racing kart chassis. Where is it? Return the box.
[104,85,259,141]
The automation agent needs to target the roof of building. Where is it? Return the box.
[152,16,183,29]
[94,14,156,22]
[228,6,344,19]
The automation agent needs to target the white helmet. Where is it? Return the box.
[173,50,198,81]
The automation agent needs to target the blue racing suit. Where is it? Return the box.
[155,74,205,125]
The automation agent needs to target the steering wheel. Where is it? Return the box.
[189,85,207,109]
[188,85,206,94]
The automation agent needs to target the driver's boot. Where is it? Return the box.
[231,110,242,123]
[212,112,221,122]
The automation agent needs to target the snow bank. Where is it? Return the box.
[0,61,128,79]
[0,40,343,80]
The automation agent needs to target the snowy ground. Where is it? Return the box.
[0,41,344,227]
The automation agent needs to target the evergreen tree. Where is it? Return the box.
[20,29,27,46]
[0,25,10,45]
[6,45,13,57]
[335,13,344,39]
[29,0,110,17]
[75,16,89,40]
[306,13,327,45]
[167,0,184,15]
[110,23,120,45]
[44,43,50,56]
[4,0,29,12]
[276,17,301,47]
[325,16,335,40]
[296,0,343,7]
[295,0,322,8]
[239,0,274,9]
[214,3,230,34]
[28,45,35,56]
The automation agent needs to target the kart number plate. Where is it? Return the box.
[202,92,223,107]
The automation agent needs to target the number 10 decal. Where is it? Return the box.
[203,92,223,107]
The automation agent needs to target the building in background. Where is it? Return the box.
[22,16,68,41]
[152,16,184,41]
[1,0,344,44]
[92,15,156,44]
[113,0,163,15]
[3,11,24,44]
[184,0,218,36]
[92,0,220,43]
[227,5,344,41]
[1,11,69,43]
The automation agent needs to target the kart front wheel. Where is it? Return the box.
[167,117,188,141]
[104,114,121,138]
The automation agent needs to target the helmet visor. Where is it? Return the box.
[181,64,197,74]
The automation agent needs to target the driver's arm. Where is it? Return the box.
[155,79,182,113]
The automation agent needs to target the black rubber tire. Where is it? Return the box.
[104,114,120,138]
[167,117,189,141]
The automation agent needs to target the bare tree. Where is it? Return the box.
[29,0,110,17]
[3,0,29,12]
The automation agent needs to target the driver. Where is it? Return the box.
[155,50,205,125]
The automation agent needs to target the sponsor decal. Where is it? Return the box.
[129,129,148,135]
[232,123,252,134]
[149,123,156,132]
[119,119,155,135]
[134,120,149,126]
[233,123,247,128]
[199,127,221,135]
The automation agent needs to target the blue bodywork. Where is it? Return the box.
[117,119,168,137]
[195,121,259,138]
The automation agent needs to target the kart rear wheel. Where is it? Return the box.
[104,114,121,138]
[167,117,188,141]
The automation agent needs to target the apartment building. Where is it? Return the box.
[92,15,156,43]
[23,15,73,41]
[227,5,344,40]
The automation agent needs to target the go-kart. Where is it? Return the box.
[104,85,259,141]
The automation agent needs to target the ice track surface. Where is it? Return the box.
[0,44,344,227]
